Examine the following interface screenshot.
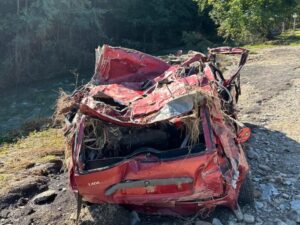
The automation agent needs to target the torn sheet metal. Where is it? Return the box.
[63,45,251,217]
[153,92,204,122]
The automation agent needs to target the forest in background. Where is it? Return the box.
[0,0,299,91]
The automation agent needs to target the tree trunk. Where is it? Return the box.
[14,0,20,84]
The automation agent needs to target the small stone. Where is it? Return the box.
[260,183,279,201]
[233,208,244,221]
[195,221,212,225]
[284,219,297,225]
[19,217,33,225]
[279,203,289,212]
[17,197,28,206]
[256,217,263,224]
[275,176,284,185]
[32,190,57,204]
[243,214,255,223]
[283,179,293,186]
[0,209,10,218]
[258,164,271,172]
[25,162,35,169]
[22,206,34,216]
[276,220,287,225]
[227,221,236,225]
[212,218,224,225]
[287,210,300,223]
[254,190,262,198]
[253,177,260,182]
[247,149,259,160]
[290,199,300,214]
[69,213,77,221]
[255,201,264,209]
[282,193,290,199]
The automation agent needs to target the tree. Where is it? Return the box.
[98,0,213,52]
[196,0,298,43]
[0,0,217,90]
[0,0,104,89]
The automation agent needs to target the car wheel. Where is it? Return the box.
[238,174,254,206]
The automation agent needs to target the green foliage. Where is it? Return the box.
[244,29,300,50]
[0,117,51,145]
[0,128,65,190]
[196,0,299,44]
[182,31,214,52]
[0,0,104,90]
[98,0,216,51]
[0,0,217,90]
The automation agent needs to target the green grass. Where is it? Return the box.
[0,128,65,190]
[37,154,59,163]
[0,117,52,145]
[244,29,300,50]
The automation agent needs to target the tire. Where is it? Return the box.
[238,173,255,206]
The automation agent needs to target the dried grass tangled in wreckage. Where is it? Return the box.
[53,89,76,126]
[62,88,218,170]
[79,118,190,162]
[78,97,216,169]
[53,89,79,165]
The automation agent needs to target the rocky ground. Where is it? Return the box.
[235,46,300,225]
[0,46,299,225]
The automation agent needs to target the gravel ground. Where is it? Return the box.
[233,46,300,225]
[0,46,300,225]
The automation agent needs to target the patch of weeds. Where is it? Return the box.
[0,128,65,192]
[0,117,52,145]
[0,128,65,174]
[244,29,300,50]
[0,174,12,190]
[0,146,8,157]
[0,174,8,182]
[37,155,58,164]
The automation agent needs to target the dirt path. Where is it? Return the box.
[1,46,300,225]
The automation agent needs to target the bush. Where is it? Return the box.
[182,31,214,52]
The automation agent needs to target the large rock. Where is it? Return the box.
[32,190,57,204]
[0,209,10,218]
[0,176,48,209]
[29,159,63,176]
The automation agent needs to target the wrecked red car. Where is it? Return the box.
[64,45,252,217]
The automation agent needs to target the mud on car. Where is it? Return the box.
[63,45,253,217]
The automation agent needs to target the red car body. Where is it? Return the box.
[65,45,250,216]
